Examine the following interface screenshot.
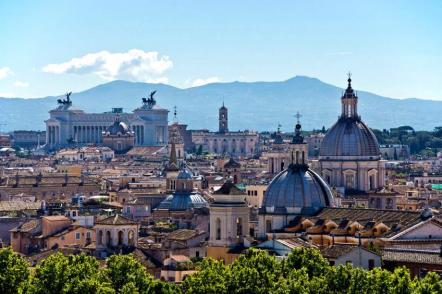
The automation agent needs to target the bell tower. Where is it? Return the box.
[219,102,228,133]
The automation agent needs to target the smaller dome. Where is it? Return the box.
[224,158,241,169]
[157,192,208,211]
[177,168,193,180]
[262,164,334,216]
[106,121,130,135]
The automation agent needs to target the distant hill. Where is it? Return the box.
[0,76,440,132]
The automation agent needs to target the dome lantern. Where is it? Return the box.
[341,72,358,118]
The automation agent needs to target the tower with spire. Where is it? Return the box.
[218,102,228,133]
[166,140,179,192]
[168,106,185,161]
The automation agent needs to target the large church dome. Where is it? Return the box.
[320,118,380,157]
[319,76,380,159]
[262,163,334,216]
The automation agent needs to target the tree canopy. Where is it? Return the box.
[0,247,441,294]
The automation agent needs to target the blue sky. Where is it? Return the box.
[0,0,441,99]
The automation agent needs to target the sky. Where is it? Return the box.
[0,0,441,99]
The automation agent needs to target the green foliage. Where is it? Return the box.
[1,247,442,294]
[373,125,442,156]
[286,247,330,278]
[101,254,154,293]
[0,247,30,294]
[182,258,230,294]
[228,249,282,293]
[28,253,112,294]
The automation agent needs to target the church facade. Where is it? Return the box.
[191,104,259,157]
[45,92,168,150]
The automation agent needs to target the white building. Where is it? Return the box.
[45,92,168,150]
[191,104,259,157]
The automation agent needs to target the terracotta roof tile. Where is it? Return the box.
[96,214,138,225]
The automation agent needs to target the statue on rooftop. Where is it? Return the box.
[57,92,73,106]
[142,90,157,109]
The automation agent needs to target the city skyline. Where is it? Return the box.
[0,1,441,100]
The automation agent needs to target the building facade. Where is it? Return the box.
[12,130,46,148]
[191,104,259,157]
[45,92,168,150]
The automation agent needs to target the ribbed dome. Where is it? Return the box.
[262,164,334,215]
[319,117,380,158]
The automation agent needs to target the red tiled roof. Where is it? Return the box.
[96,214,138,225]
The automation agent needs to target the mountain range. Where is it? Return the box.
[0,76,440,132]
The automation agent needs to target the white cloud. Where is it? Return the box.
[42,49,173,82]
[191,76,220,87]
[13,81,29,88]
[0,67,13,80]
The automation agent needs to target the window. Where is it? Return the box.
[216,218,221,240]
[195,251,200,258]
[98,230,103,245]
[75,232,81,240]
[236,218,243,238]
[266,220,272,232]
[345,174,354,189]
[86,232,91,239]
[368,259,375,270]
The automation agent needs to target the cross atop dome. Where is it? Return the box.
[173,106,178,123]
[291,111,305,145]
[295,111,302,125]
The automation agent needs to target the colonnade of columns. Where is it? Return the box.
[132,125,144,145]
[73,125,107,143]
[47,126,60,145]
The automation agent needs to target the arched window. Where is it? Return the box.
[98,230,103,245]
[118,230,124,246]
[369,174,375,190]
[128,230,135,246]
[216,218,221,240]
[106,231,112,247]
